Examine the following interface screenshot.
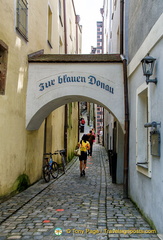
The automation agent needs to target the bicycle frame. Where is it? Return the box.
[54,149,66,173]
[43,153,59,182]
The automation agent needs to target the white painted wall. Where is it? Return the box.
[128,22,163,232]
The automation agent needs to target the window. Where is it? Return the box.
[0,40,8,95]
[16,0,28,40]
[48,6,53,48]
[136,85,151,177]
[59,0,63,26]
[69,19,72,41]
[114,0,117,10]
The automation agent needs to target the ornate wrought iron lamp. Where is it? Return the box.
[141,55,157,84]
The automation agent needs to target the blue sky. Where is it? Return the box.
[74,0,103,53]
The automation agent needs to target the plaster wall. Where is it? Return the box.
[128,33,163,232]
[0,0,81,197]
[128,0,163,61]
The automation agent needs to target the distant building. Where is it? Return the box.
[90,46,96,54]
[96,21,103,54]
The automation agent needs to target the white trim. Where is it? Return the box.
[136,83,152,178]
[128,13,163,77]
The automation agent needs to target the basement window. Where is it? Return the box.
[0,40,8,95]
[16,0,28,41]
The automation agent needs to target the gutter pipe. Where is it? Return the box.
[63,0,67,54]
[63,0,68,154]
[120,0,129,198]
[121,55,129,199]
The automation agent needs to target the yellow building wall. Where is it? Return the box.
[0,0,81,197]
[67,102,79,161]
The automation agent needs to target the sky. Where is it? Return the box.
[73,0,103,54]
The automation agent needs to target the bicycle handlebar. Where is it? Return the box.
[44,150,66,156]
[54,149,66,155]
[44,152,55,156]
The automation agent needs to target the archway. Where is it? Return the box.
[27,54,124,131]
[27,54,129,198]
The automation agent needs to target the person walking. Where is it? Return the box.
[87,130,95,156]
[78,134,90,177]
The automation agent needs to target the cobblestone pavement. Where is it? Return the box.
[0,144,160,240]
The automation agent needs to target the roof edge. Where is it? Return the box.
[28,54,122,63]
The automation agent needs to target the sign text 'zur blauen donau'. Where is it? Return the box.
[39,74,114,94]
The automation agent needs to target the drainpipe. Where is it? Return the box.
[76,15,79,54]
[121,55,129,199]
[63,0,68,155]
[120,0,124,54]
[63,0,67,54]
[120,0,129,199]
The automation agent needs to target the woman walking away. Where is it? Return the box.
[78,134,90,177]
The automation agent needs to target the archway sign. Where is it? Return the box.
[27,54,124,131]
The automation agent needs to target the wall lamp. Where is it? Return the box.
[141,55,157,84]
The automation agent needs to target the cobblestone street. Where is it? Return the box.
[0,144,160,240]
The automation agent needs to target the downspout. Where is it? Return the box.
[120,0,124,54]
[63,0,68,155]
[120,0,129,198]
[76,15,79,54]
[121,55,129,199]
[63,0,67,54]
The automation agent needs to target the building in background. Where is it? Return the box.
[96,21,103,54]
[0,0,82,198]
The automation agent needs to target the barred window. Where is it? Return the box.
[16,0,28,40]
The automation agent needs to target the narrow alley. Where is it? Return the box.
[0,144,159,240]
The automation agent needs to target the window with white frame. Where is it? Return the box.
[136,85,151,177]
[16,0,28,40]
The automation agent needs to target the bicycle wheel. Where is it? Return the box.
[43,165,50,182]
[51,162,59,179]
[61,156,66,174]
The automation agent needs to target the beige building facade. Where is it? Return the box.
[0,0,82,198]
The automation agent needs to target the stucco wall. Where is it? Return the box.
[128,35,163,232]
[128,0,163,62]
[0,0,81,197]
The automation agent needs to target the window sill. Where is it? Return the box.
[136,162,148,169]
[16,28,28,42]
[136,162,151,178]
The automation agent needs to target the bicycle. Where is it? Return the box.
[54,149,66,174]
[43,153,59,182]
